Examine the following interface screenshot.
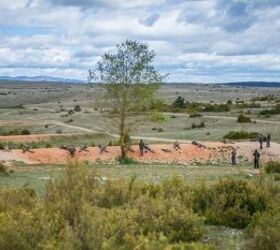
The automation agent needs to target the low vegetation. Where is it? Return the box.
[0,163,279,249]
[265,161,280,174]
[223,131,258,140]
[237,115,252,123]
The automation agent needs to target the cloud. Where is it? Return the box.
[139,13,160,27]
[0,0,279,82]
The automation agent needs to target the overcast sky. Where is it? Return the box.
[0,0,279,82]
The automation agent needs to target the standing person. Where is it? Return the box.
[253,150,260,169]
[266,133,271,148]
[139,139,145,156]
[231,150,237,165]
[258,135,263,150]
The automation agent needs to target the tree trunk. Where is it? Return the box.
[120,133,127,159]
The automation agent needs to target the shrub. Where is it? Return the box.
[189,113,202,118]
[237,115,252,123]
[0,163,9,176]
[193,179,270,228]
[223,131,258,140]
[0,143,4,150]
[21,129,31,135]
[265,161,280,174]
[74,105,81,112]
[259,104,280,116]
[191,121,205,129]
[249,209,280,250]
[204,104,230,112]
[172,96,187,109]
[117,156,137,165]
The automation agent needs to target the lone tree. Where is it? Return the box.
[89,40,164,158]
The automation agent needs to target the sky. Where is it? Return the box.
[0,0,280,83]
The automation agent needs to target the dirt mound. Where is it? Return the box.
[1,142,279,166]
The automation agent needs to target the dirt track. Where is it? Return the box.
[1,141,279,165]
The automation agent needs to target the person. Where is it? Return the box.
[98,145,108,154]
[253,150,260,169]
[258,135,263,149]
[266,133,271,148]
[67,145,76,157]
[79,144,88,152]
[139,139,145,156]
[173,141,181,150]
[22,145,33,153]
[231,150,237,165]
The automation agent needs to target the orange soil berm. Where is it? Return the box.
[1,142,280,165]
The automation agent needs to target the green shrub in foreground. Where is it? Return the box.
[193,179,270,228]
[248,209,280,250]
[265,161,280,174]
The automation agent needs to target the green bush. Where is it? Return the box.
[223,131,258,140]
[189,113,202,118]
[259,104,280,116]
[0,143,4,150]
[20,129,31,135]
[265,161,280,174]
[237,115,252,123]
[191,121,205,129]
[204,104,230,112]
[193,179,270,228]
[117,156,137,165]
[249,209,280,250]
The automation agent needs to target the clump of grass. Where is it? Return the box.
[265,161,280,174]
[117,156,138,164]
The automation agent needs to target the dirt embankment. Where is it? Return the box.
[1,142,279,165]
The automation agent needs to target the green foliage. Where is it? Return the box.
[74,104,81,112]
[0,163,9,176]
[150,111,168,124]
[251,95,278,102]
[189,113,203,118]
[237,115,252,123]
[193,179,270,228]
[90,40,164,158]
[117,156,138,164]
[172,96,187,109]
[0,166,206,249]
[259,104,280,116]
[191,121,205,129]
[204,104,230,112]
[223,131,258,140]
[265,161,280,174]
[248,209,280,250]
[0,129,31,136]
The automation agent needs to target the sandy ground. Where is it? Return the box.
[1,141,279,165]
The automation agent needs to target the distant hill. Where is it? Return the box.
[223,82,280,88]
[0,75,86,84]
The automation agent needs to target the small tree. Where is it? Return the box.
[89,40,164,158]
[172,96,186,109]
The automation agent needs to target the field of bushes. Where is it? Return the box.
[1,162,280,249]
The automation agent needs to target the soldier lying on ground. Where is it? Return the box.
[79,145,88,152]
[144,144,155,153]
[192,141,206,149]
[60,145,76,157]
[22,145,34,153]
[98,145,108,154]
[173,141,181,150]
[67,145,76,157]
